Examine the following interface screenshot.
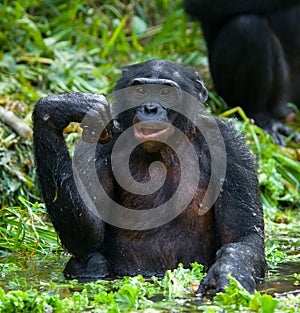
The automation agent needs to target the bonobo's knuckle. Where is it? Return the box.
[85,93,109,109]
[86,96,111,120]
[246,277,256,293]
[81,97,112,125]
[91,93,108,104]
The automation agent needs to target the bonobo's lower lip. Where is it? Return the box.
[134,122,174,140]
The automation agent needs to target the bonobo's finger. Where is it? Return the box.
[274,122,300,142]
[81,125,110,144]
[268,129,287,146]
[196,273,216,297]
[239,274,256,294]
[256,117,300,146]
[80,99,114,143]
[267,122,300,146]
[81,103,112,128]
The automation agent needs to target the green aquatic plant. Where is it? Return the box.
[1,264,299,313]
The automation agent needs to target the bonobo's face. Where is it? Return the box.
[113,60,208,153]
[129,79,182,153]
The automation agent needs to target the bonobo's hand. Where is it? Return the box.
[253,114,300,146]
[79,95,114,144]
[196,260,256,297]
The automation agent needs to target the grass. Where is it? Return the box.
[0,197,60,256]
[0,0,299,312]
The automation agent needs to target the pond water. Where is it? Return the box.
[0,253,299,296]
[0,253,67,292]
[257,262,300,296]
[0,214,299,310]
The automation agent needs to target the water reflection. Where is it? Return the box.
[257,262,300,296]
[0,253,66,291]
[0,253,299,297]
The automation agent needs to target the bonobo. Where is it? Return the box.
[184,0,300,145]
[32,60,266,295]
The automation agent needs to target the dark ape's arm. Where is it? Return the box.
[198,119,266,295]
[32,93,113,261]
[184,0,300,20]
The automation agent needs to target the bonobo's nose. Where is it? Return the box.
[135,102,168,123]
[143,103,160,114]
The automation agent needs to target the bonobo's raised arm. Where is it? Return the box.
[32,93,112,278]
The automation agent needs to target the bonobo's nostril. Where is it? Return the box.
[144,103,159,114]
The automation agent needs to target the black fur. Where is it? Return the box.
[184,0,300,144]
[33,60,266,295]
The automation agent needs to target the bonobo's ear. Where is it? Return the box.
[114,66,134,91]
[195,78,208,103]
[122,66,129,74]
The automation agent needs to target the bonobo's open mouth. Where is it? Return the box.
[134,121,174,140]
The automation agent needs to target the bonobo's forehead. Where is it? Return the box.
[129,60,183,79]
[115,59,199,93]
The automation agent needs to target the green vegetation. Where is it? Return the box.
[0,263,299,313]
[0,0,299,312]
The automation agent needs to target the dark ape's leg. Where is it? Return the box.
[268,6,300,108]
[205,15,289,118]
[202,15,300,144]
[33,93,112,280]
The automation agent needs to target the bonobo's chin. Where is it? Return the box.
[134,121,175,153]
[139,140,164,153]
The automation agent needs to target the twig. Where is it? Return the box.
[0,106,32,139]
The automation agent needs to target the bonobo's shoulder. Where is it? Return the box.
[213,117,254,154]
[198,115,241,136]
[213,116,236,129]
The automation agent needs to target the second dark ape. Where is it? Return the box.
[184,0,300,144]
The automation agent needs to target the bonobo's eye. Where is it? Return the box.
[158,87,172,100]
[133,86,147,97]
